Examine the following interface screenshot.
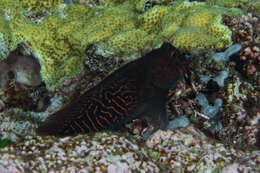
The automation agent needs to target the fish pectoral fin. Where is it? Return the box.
[136,98,169,140]
[145,104,168,130]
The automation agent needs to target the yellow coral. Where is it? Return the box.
[99,0,125,7]
[184,8,217,27]
[69,5,137,50]
[107,29,154,54]
[159,2,241,51]
[20,0,63,14]
[139,5,169,33]
[208,14,232,47]
[8,13,83,89]
[135,0,149,12]
[172,27,217,50]
[0,0,243,90]
[56,21,84,40]
[40,15,64,32]
[173,0,202,11]
[9,4,138,89]
[63,4,93,22]
[160,11,189,38]
[41,55,83,88]
[0,0,23,18]
[206,0,249,8]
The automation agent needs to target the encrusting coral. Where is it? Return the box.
[161,1,242,50]
[20,0,63,15]
[0,0,243,90]
[206,0,250,8]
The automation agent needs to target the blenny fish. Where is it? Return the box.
[37,43,188,137]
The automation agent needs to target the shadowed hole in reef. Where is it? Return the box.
[7,71,15,80]
[0,44,50,112]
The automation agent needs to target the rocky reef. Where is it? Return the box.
[1,126,260,172]
[0,0,259,172]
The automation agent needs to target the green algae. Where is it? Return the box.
[0,139,12,148]
[149,149,160,160]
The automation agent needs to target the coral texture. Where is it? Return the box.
[206,0,249,8]
[0,0,242,90]
[20,0,63,14]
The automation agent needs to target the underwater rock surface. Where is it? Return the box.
[0,0,259,172]
[1,126,260,172]
[0,51,42,87]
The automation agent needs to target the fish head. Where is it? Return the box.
[149,43,189,89]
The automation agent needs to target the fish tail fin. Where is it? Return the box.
[36,104,78,137]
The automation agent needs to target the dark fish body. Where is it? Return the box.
[37,43,188,137]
